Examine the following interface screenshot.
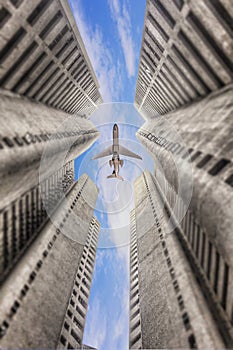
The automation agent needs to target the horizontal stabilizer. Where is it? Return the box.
[107,174,124,181]
[92,146,112,160]
[119,146,142,160]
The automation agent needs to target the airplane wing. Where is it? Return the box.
[119,145,142,159]
[91,146,113,160]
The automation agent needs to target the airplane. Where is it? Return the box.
[92,124,142,181]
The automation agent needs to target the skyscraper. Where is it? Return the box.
[0,0,102,280]
[0,0,102,348]
[135,0,233,119]
[130,170,228,349]
[0,0,102,116]
[132,0,233,348]
[0,174,100,349]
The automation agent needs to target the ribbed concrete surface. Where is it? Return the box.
[0,174,99,348]
[0,89,100,209]
[131,170,225,348]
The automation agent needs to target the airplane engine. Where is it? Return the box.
[120,160,124,167]
[109,160,113,167]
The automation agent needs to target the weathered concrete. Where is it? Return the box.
[137,85,233,268]
[0,174,99,349]
[130,170,225,348]
[135,0,233,118]
[0,89,100,209]
[0,0,102,116]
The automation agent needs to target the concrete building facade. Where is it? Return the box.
[135,86,233,348]
[129,209,142,350]
[0,174,100,348]
[0,0,102,348]
[0,0,102,280]
[135,0,233,119]
[132,0,233,348]
[130,170,228,349]
[0,0,102,116]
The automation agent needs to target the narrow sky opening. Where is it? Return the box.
[70,1,148,349]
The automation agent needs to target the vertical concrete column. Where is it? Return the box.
[0,211,4,276]
[31,188,36,236]
[11,203,17,260]
[19,198,24,251]
[3,212,8,272]
[14,200,20,257]
[25,193,31,241]
[35,187,40,229]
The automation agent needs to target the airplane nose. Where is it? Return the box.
[114,124,118,129]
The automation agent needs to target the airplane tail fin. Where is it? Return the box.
[107,174,115,179]
[107,174,124,181]
[116,174,124,181]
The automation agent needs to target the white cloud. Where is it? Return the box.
[108,0,136,78]
[110,255,129,350]
[70,0,122,102]
[84,297,107,349]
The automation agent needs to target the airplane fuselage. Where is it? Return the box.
[108,124,123,179]
[113,123,119,153]
[110,154,120,175]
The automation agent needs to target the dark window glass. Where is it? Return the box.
[225,173,233,187]
[208,159,230,176]
[214,251,220,293]
[201,233,206,268]
[196,154,212,168]
[207,241,212,279]
[221,263,229,310]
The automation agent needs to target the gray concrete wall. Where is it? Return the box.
[0,0,102,116]
[0,89,100,209]
[131,170,225,348]
[135,0,233,118]
[0,174,99,349]
[57,216,100,349]
[137,85,233,269]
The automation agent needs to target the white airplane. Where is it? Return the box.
[92,124,142,181]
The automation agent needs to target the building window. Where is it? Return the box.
[208,159,230,176]
[76,305,85,318]
[71,329,81,344]
[195,225,200,259]
[177,295,184,310]
[78,295,87,309]
[214,251,220,294]
[190,151,202,162]
[182,312,191,331]
[207,241,212,280]
[67,309,73,318]
[80,287,88,299]
[73,316,83,330]
[201,233,206,268]
[130,331,141,348]
[188,334,197,349]
[225,173,233,187]
[221,263,229,310]
[196,154,212,169]
[64,321,69,331]
[130,308,140,321]
[130,319,140,333]
[60,334,66,346]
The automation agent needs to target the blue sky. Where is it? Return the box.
[68,0,146,102]
[69,1,151,349]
